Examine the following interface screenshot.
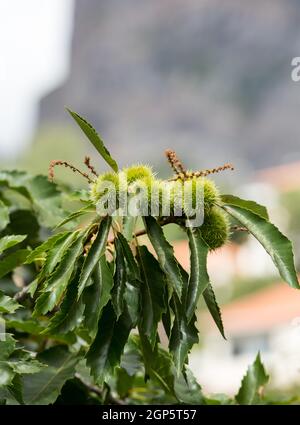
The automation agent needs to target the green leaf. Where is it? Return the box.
[123,282,140,326]
[235,353,269,405]
[0,291,21,313]
[174,367,204,405]
[54,203,95,230]
[169,295,198,375]
[34,230,87,315]
[6,319,45,335]
[117,233,140,281]
[120,338,143,377]
[143,216,183,298]
[203,283,225,339]
[0,362,15,387]
[25,232,69,264]
[3,210,39,244]
[137,334,176,397]
[111,238,127,319]
[25,175,67,228]
[77,216,111,298]
[185,227,210,322]
[8,375,24,405]
[82,257,114,339]
[9,359,45,375]
[0,335,16,360]
[115,367,135,399]
[22,346,80,405]
[6,319,76,345]
[221,194,269,220]
[137,334,201,403]
[0,200,9,231]
[86,302,132,385]
[0,249,30,279]
[45,273,85,334]
[0,171,66,228]
[222,205,299,289]
[41,231,75,277]
[27,278,39,297]
[137,245,166,347]
[0,235,27,255]
[67,109,118,172]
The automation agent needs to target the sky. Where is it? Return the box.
[0,0,74,158]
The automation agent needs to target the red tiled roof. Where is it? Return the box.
[256,161,300,192]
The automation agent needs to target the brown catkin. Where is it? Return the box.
[48,160,94,183]
[165,149,187,176]
[84,156,99,178]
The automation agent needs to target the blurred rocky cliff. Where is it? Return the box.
[38,0,300,172]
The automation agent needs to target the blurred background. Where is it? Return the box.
[1,0,300,398]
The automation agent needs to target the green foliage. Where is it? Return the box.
[143,215,183,298]
[185,227,210,322]
[67,109,118,172]
[0,110,298,405]
[0,291,20,313]
[22,346,80,405]
[222,204,299,288]
[235,353,269,405]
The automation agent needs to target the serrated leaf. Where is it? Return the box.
[185,227,210,322]
[221,195,269,220]
[0,235,27,255]
[77,216,111,298]
[25,175,67,228]
[117,233,140,281]
[41,231,75,277]
[82,257,114,339]
[0,249,30,279]
[235,353,269,405]
[174,367,204,405]
[0,362,15,387]
[222,205,299,289]
[0,335,16,361]
[34,230,86,315]
[0,291,21,313]
[22,346,80,405]
[111,238,127,319]
[143,216,183,298]
[9,359,45,375]
[203,283,225,339]
[45,273,85,334]
[25,232,69,264]
[169,295,198,375]
[86,302,132,385]
[137,245,166,347]
[67,109,118,172]
[0,171,66,228]
[6,319,76,345]
[0,200,9,231]
[6,319,45,335]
